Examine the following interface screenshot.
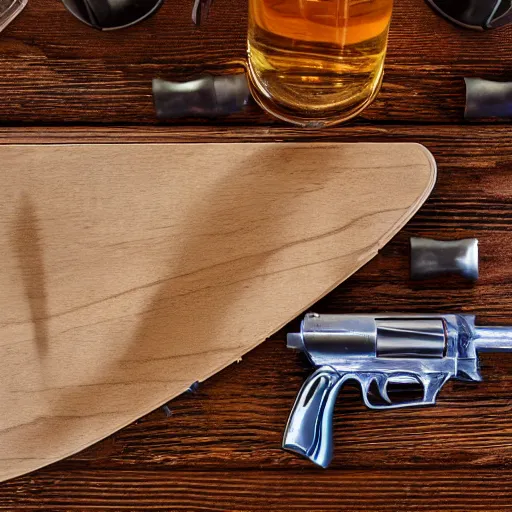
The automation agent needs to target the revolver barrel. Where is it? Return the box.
[474,326,512,352]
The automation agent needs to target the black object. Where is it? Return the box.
[61,0,164,30]
[465,78,512,118]
[153,75,250,119]
[425,0,512,30]
[410,237,479,281]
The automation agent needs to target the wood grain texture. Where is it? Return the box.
[0,142,435,482]
[0,0,511,124]
[1,0,512,506]
[2,469,512,511]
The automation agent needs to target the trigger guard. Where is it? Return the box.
[374,374,392,404]
[361,372,428,410]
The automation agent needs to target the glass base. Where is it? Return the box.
[247,65,385,128]
[0,0,27,33]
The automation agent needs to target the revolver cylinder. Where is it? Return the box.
[375,318,445,358]
[288,313,446,363]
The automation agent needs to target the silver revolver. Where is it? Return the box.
[283,312,512,468]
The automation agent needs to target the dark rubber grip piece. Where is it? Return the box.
[465,78,512,118]
[153,74,250,119]
[410,237,479,281]
[425,0,512,30]
[61,0,164,30]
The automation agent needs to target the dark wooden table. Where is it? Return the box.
[2,0,512,510]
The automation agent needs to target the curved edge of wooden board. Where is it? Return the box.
[126,144,438,408]
[1,142,437,482]
[194,143,438,379]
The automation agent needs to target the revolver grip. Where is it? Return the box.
[282,366,343,468]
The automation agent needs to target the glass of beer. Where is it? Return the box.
[247,0,393,127]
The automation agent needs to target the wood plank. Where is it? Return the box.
[1,468,511,511]
[1,124,512,144]
[0,142,435,482]
[0,0,511,124]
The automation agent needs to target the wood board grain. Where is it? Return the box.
[2,468,511,512]
[0,142,435,482]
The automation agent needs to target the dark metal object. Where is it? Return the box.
[375,318,445,358]
[0,0,26,33]
[465,78,512,118]
[284,312,512,467]
[153,74,250,119]
[187,381,199,393]
[61,0,164,30]
[425,0,512,30]
[192,0,213,25]
[410,237,479,280]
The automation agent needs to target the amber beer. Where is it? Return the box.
[247,0,393,127]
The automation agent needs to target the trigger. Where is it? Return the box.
[359,375,372,397]
[374,375,392,404]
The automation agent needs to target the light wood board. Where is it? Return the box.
[0,142,436,481]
